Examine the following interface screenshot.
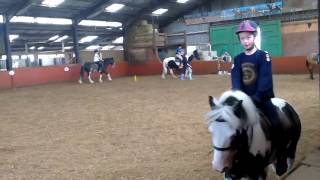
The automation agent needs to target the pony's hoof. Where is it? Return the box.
[78,80,83,84]
[99,80,103,83]
[287,158,294,170]
[108,78,112,81]
[89,81,94,84]
[276,158,288,176]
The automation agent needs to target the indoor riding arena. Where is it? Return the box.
[0,0,320,180]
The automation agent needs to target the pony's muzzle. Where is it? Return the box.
[212,151,234,173]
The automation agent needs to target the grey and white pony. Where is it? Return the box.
[78,58,115,84]
[206,90,301,180]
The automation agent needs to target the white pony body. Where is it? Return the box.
[161,57,180,79]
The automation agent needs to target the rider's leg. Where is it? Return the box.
[180,66,186,80]
[260,100,287,176]
[94,62,100,72]
[99,61,104,73]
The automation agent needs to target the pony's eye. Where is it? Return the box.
[215,119,226,122]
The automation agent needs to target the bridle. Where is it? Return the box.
[213,127,250,152]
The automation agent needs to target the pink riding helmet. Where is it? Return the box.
[235,20,258,34]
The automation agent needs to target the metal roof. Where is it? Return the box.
[0,0,211,52]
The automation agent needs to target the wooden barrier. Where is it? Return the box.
[0,71,12,89]
[0,56,318,89]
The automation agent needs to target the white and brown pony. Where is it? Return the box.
[206,90,301,179]
[306,53,318,80]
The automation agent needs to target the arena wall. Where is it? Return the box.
[0,56,318,89]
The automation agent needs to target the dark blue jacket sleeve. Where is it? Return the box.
[252,52,273,103]
[231,56,242,90]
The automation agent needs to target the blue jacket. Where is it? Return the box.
[176,47,182,55]
[231,50,274,103]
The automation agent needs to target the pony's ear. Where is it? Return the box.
[209,96,214,109]
[209,96,218,109]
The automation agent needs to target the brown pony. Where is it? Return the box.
[306,53,318,80]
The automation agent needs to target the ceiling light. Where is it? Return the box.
[9,34,19,42]
[79,36,98,43]
[29,46,36,50]
[101,45,115,50]
[38,46,45,50]
[48,35,59,41]
[64,46,73,50]
[35,17,72,25]
[54,35,68,42]
[10,16,35,23]
[152,8,168,16]
[105,3,125,13]
[42,0,65,7]
[86,45,101,50]
[114,46,124,50]
[79,20,122,27]
[177,0,190,3]
[112,37,123,44]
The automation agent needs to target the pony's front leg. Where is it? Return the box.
[161,63,167,79]
[187,67,192,80]
[88,72,94,83]
[78,76,83,84]
[99,73,103,83]
[107,73,112,81]
[169,68,177,79]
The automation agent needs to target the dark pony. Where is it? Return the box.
[306,53,318,80]
[188,50,201,63]
[78,58,115,84]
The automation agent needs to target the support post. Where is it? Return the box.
[72,19,81,64]
[318,0,320,98]
[2,13,12,71]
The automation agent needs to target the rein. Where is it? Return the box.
[213,127,251,152]
[213,145,234,151]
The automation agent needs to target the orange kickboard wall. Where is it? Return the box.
[0,56,318,89]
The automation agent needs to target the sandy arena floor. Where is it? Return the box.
[0,74,319,180]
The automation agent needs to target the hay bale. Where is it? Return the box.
[129,48,148,63]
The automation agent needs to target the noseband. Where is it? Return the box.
[214,145,234,151]
[213,129,248,152]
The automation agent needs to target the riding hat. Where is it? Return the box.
[235,20,258,34]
